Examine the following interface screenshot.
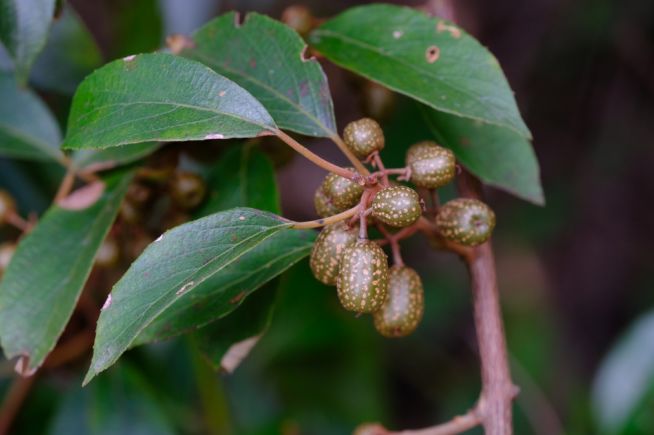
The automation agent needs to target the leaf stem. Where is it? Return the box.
[276,130,359,180]
[290,205,360,229]
[329,133,370,175]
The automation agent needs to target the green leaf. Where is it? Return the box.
[592,310,654,434]
[0,72,63,162]
[197,144,280,216]
[0,169,133,374]
[63,53,276,151]
[183,12,337,138]
[48,364,175,435]
[194,281,278,371]
[421,106,544,204]
[30,4,103,95]
[310,4,531,138]
[84,208,308,384]
[0,0,55,82]
[134,228,314,345]
[73,142,160,172]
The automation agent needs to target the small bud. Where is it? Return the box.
[170,172,206,210]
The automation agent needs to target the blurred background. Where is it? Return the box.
[1,0,653,434]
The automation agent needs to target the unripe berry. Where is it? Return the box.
[0,190,16,225]
[170,172,206,210]
[95,236,120,268]
[436,198,495,246]
[281,5,314,36]
[405,141,456,189]
[322,169,364,210]
[310,222,358,285]
[313,186,340,218]
[337,240,389,313]
[373,266,424,337]
[0,242,16,274]
[371,186,422,228]
[343,118,385,159]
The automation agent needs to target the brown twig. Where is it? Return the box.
[329,133,370,175]
[0,376,36,435]
[53,166,76,203]
[276,130,360,180]
[357,407,481,435]
[4,211,30,233]
[290,205,360,229]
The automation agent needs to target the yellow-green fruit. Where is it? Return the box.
[310,222,358,285]
[373,266,424,337]
[0,190,16,225]
[322,169,364,210]
[337,240,389,313]
[436,198,496,246]
[0,242,16,274]
[343,118,385,158]
[371,186,422,228]
[406,141,456,189]
[314,186,341,218]
[170,172,206,209]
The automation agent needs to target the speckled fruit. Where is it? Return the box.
[310,222,358,285]
[170,172,206,209]
[436,198,496,246]
[343,118,385,158]
[0,242,16,273]
[373,266,424,337]
[337,240,389,313]
[322,169,364,210]
[314,186,341,218]
[405,141,456,189]
[0,190,16,225]
[371,186,422,228]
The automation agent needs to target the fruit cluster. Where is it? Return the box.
[310,118,496,337]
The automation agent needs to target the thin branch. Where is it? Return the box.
[329,133,370,175]
[0,376,37,435]
[4,211,30,233]
[276,130,359,180]
[358,407,481,435]
[376,224,404,266]
[54,166,76,203]
[290,205,360,229]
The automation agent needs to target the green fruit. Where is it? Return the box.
[343,118,385,158]
[314,186,340,218]
[337,240,389,313]
[310,222,358,285]
[170,172,206,209]
[322,169,364,210]
[406,141,456,189]
[0,190,16,225]
[0,242,16,274]
[371,186,422,228]
[373,266,424,337]
[436,198,496,246]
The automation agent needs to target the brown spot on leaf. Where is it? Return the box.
[426,45,440,63]
[230,291,246,304]
[436,21,461,38]
[57,181,105,210]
